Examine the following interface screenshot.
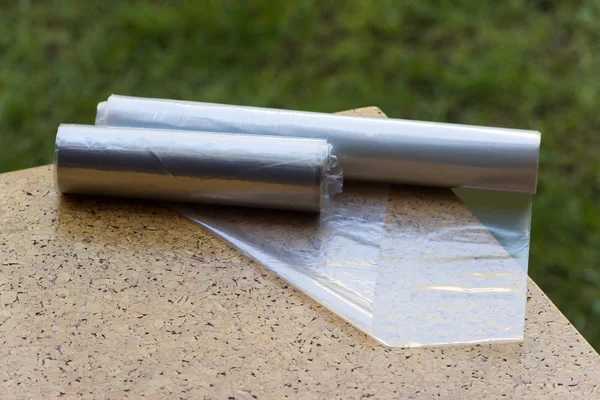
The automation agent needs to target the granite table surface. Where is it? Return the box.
[1,107,599,399]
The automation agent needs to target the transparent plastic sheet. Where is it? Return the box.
[175,184,530,347]
[54,124,342,212]
[95,97,539,347]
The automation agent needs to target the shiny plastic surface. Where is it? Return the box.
[55,124,342,212]
[97,95,541,193]
[175,182,530,347]
[94,99,537,347]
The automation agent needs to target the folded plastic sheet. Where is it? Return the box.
[94,97,540,347]
[54,124,342,212]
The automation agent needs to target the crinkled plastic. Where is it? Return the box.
[54,124,342,212]
[93,96,538,347]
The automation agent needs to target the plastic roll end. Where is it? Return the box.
[319,144,344,211]
[53,125,65,195]
[95,102,108,125]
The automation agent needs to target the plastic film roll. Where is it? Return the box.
[54,124,342,212]
[96,96,541,194]
[89,99,540,348]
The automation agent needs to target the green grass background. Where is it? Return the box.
[1,1,599,349]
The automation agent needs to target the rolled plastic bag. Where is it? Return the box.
[54,124,342,212]
[95,98,538,347]
[96,96,540,193]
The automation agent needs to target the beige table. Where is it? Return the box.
[1,108,599,399]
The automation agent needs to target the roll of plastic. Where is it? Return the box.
[96,95,541,193]
[54,124,342,212]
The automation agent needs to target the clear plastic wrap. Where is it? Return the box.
[93,97,538,347]
[175,183,530,347]
[54,124,342,212]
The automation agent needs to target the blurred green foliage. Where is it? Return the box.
[1,1,599,349]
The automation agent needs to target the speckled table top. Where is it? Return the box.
[1,109,599,399]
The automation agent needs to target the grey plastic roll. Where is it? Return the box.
[54,124,342,212]
[96,95,541,194]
